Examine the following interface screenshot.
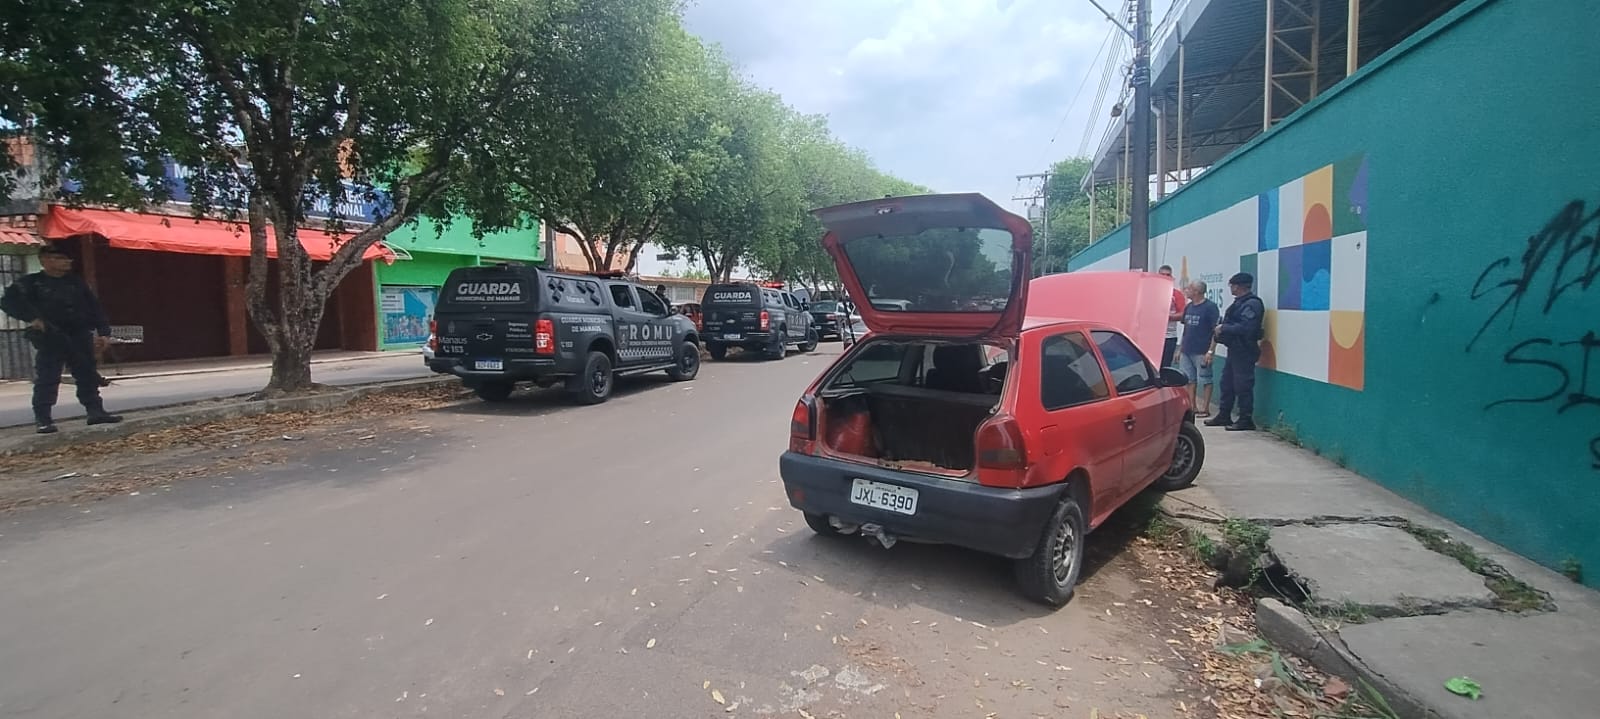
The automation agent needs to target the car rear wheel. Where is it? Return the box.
[707,342,728,361]
[474,381,514,402]
[1153,422,1205,491]
[803,512,852,537]
[798,328,819,353]
[566,351,614,405]
[667,342,700,381]
[1013,495,1086,607]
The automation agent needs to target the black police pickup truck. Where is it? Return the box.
[428,264,700,404]
[700,282,818,361]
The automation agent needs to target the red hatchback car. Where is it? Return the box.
[779,193,1205,606]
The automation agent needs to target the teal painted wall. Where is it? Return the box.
[1069,0,1600,584]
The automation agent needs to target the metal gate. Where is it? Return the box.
[0,254,33,380]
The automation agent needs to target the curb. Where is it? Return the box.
[1256,598,1438,719]
[0,376,458,458]
[97,351,423,382]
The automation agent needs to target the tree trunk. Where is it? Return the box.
[262,220,326,395]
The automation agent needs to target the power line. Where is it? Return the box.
[1050,24,1117,144]
[1078,14,1128,157]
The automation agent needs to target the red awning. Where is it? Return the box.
[40,206,391,262]
[0,229,41,246]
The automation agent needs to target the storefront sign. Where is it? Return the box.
[381,286,437,345]
[61,158,391,225]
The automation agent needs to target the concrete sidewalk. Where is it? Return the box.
[0,351,433,428]
[1166,428,1600,719]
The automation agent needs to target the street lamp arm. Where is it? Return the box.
[1084,0,1135,39]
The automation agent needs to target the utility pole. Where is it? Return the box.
[1085,0,1153,270]
[1127,0,1152,270]
[1014,172,1052,276]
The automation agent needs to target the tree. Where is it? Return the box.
[1,0,666,394]
[1033,157,1118,275]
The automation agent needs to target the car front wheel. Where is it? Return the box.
[1153,422,1205,491]
[1014,495,1087,607]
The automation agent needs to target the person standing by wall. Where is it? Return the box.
[0,244,123,434]
[1157,265,1186,367]
[1178,280,1220,417]
[1205,272,1265,431]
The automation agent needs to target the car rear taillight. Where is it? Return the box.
[975,414,1027,485]
[428,320,439,351]
[789,397,816,453]
[534,318,555,355]
[759,310,771,330]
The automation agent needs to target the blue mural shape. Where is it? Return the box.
[1258,189,1280,251]
[1277,242,1331,311]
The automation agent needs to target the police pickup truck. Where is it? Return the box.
[428,265,700,404]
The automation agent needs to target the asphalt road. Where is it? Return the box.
[0,344,1201,718]
[0,353,434,427]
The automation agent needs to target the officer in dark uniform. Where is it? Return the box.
[1204,272,1265,432]
[0,244,124,434]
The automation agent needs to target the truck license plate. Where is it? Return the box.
[722,333,742,341]
[474,359,504,371]
[849,478,919,515]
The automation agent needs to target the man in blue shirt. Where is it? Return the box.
[1177,281,1220,416]
[1204,272,1266,431]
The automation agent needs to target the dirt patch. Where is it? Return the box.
[0,384,471,512]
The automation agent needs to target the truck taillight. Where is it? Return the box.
[535,318,555,355]
[428,320,439,351]
[789,397,816,453]
[975,414,1027,485]
[759,310,770,330]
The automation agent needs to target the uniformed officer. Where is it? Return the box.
[0,244,124,434]
[1204,272,1265,432]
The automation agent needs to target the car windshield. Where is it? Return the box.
[811,301,840,313]
[842,227,1014,313]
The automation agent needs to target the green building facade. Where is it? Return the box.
[1069,0,1600,585]
[376,218,543,349]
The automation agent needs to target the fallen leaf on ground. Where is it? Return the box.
[493,689,505,697]
[711,689,726,705]
[647,638,657,649]
[1445,676,1483,700]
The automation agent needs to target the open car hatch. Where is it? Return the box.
[814,193,1034,339]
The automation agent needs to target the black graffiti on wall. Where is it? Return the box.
[1468,198,1600,471]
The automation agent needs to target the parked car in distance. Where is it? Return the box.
[428,265,700,404]
[807,299,858,341]
[700,282,818,360]
[779,193,1205,607]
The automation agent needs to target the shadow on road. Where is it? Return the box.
[431,374,681,417]
[746,493,1167,628]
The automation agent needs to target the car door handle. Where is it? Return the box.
[1123,415,1137,431]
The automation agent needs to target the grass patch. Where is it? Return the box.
[1560,557,1583,584]
[1268,422,1303,446]
[1308,599,1375,625]
[1403,522,1553,612]
[1221,518,1270,556]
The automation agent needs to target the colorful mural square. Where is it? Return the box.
[1258,190,1280,251]
[1277,241,1332,311]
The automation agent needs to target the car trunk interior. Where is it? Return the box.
[815,341,1006,475]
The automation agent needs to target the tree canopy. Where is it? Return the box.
[1,0,922,391]
[1032,157,1120,275]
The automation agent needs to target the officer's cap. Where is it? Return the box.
[1228,272,1254,287]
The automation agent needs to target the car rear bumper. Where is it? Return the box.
[778,452,1068,559]
[429,357,574,382]
[705,331,777,344]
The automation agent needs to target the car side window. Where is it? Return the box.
[1040,332,1110,410]
[1090,330,1157,394]
[636,286,668,316]
[609,284,636,309]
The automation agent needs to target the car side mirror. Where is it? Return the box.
[1159,367,1189,388]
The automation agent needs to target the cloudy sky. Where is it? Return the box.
[681,0,1161,215]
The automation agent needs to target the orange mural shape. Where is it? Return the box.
[1302,165,1334,243]
[1257,309,1277,369]
[1328,310,1365,390]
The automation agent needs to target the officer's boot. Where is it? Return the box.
[85,401,123,426]
[1203,413,1232,428]
[33,408,58,435]
[1226,415,1257,432]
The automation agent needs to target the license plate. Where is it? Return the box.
[474,359,504,371]
[722,333,742,341]
[849,478,919,515]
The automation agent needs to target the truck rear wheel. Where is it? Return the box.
[566,351,614,405]
[764,329,787,360]
[707,342,728,361]
[474,381,514,402]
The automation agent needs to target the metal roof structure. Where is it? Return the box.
[1085,0,1466,196]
